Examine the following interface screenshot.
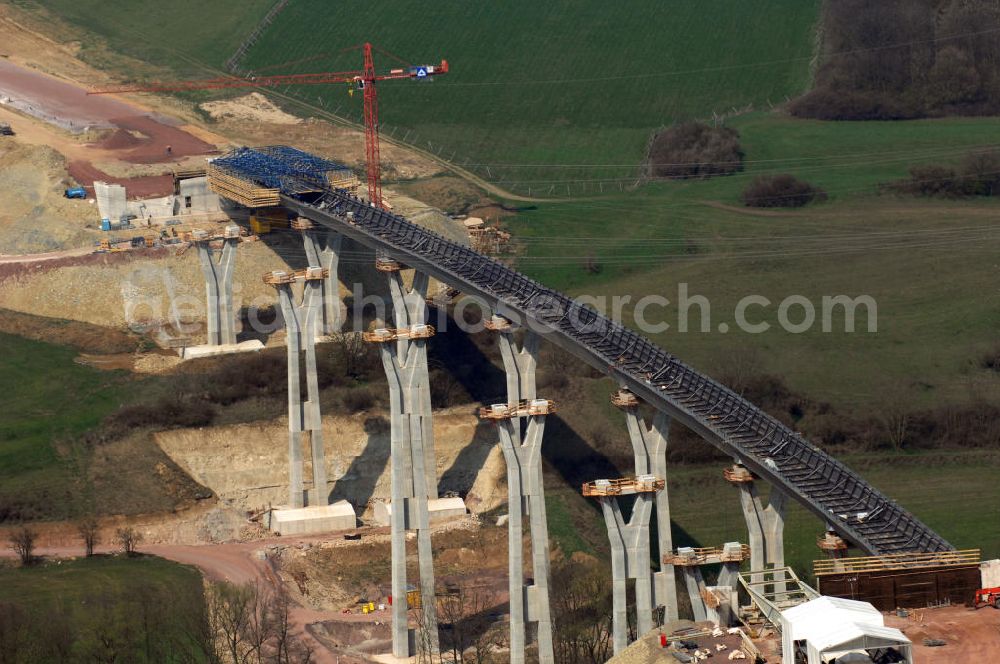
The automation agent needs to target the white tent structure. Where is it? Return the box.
[780,596,912,664]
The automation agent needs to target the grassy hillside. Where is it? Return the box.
[505,113,1000,413]
[0,333,132,520]
[0,555,209,662]
[19,0,273,76]
[240,0,822,186]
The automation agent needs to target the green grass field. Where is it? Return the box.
[0,333,134,520]
[0,555,209,662]
[241,0,821,186]
[504,113,1000,413]
[668,451,1000,581]
[17,0,273,78]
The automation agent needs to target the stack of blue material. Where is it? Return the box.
[212,145,349,194]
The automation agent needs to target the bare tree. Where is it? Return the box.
[8,526,37,566]
[207,581,313,664]
[879,380,913,452]
[77,516,100,557]
[208,582,255,664]
[551,557,613,664]
[437,580,505,664]
[115,527,143,557]
[268,591,313,664]
[329,332,377,380]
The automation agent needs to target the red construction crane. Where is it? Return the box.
[88,43,448,209]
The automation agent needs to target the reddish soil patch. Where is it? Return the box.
[97,128,145,150]
[106,115,216,164]
[68,160,174,199]
[886,604,1000,662]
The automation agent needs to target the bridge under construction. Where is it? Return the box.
[200,145,952,660]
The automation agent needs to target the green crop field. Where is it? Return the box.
[16,0,273,77]
[240,0,821,186]
[0,333,134,520]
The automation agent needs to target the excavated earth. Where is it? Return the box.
[154,407,507,519]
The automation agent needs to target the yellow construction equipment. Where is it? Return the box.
[249,207,292,235]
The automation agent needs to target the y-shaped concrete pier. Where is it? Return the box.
[583,476,664,655]
[265,267,330,509]
[193,225,240,346]
[612,388,679,624]
[294,218,344,338]
[480,314,555,664]
[725,463,787,595]
[365,262,439,659]
[664,543,749,626]
[384,259,438,500]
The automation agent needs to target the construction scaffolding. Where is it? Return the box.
[738,567,819,626]
[581,476,664,496]
[361,325,435,343]
[813,549,981,575]
[478,399,556,419]
[208,146,357,208]
[663,544,751,566]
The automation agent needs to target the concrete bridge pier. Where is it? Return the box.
[387,267,438,500]
[681,565,709,622]
[194,225,240,346]
[680,563,741,626]
[599,493,656,655]
[368,264,439,659]
[268,269,330,508]
[726,463,787,594]
[483,316,554,664]
[298,220,344,338]
[614,388,679,623]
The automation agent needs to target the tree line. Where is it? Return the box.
[792,0,1000,119]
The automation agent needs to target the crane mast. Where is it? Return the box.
[362,43,383,208]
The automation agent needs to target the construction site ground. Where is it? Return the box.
[885,604,1000,662]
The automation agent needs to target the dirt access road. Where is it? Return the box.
[0,246,92,264]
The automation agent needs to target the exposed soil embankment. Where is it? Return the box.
[155,407,506,517]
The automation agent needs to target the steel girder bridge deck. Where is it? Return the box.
[219,147,952,556]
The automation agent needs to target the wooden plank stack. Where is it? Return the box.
[207,163,280,208]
